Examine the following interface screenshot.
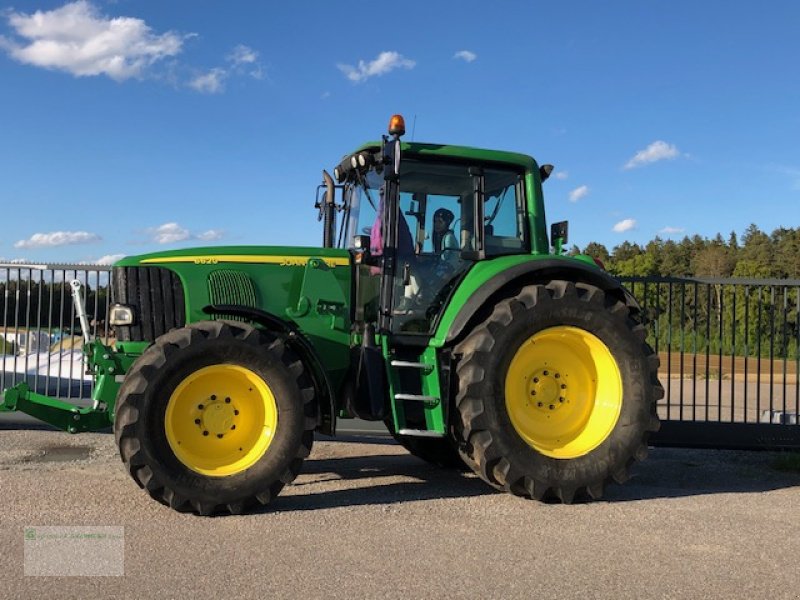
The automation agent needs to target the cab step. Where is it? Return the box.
[397,429,446,438]
[394,393,439,403]
[390,360,433,371]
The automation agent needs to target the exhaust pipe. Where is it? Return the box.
[322,169,335,248]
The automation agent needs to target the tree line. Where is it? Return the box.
[574,224,800,279]
[572,224,800,360]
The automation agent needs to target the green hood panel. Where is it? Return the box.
[115,245,351,268]
[113,245,353,388]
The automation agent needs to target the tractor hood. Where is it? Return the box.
[114,245,351,268]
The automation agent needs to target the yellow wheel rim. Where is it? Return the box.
[165,364,278,477]
[504,326,622,459]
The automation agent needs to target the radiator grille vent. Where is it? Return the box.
[207,270,258,316]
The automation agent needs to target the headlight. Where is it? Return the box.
[109,304,135,326]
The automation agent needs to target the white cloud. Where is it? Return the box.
[95,253,126,265]
[226,44,263,79]
[189,68,226,94]
[14,231,101,249]
[196,229,224,242]
[1,1,186,81]
[659,226,685,235]
[146,223,224,244]
[569,185,589,202]
[149,222,190,244]
[624,140,680,170]
[454,50,477,63]
[227,44,257,66]
[554,171,569,180]
[337,51,415,83]
[613,219,637,233]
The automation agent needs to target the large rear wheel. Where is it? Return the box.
[453,281,662,502]
[114,321,316,515]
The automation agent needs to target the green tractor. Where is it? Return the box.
[1,115,662,515]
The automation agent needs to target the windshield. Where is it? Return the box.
[343,169,383,250]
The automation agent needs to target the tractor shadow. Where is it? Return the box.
[604,446,800,502]
[264,436,493,513]
[268,439,800,512]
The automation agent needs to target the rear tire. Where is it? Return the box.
[453,281,662,502]
[114,320,316,515]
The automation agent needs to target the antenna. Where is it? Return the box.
[411,114,417,141]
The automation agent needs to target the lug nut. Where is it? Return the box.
[561,384,567,389]
[198,404,204,410]
[549,405,555,410]
[554,373,560,379]
[203,431,209,436]
[537,402,543,407]
[211,395,217,400]
[531,390,537,396]
[225,397,231,404]
[559,397,565,403]
[234,410,239,416]
[217,434,223,439]
[543,370,549,376]
[533,377,539,383]
[231,425,236,430]
[194,419,201,425]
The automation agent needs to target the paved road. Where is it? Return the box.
[1,429,798,599]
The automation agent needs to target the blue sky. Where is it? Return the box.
[1,0,798,264]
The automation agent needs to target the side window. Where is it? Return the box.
[484,169,525,256]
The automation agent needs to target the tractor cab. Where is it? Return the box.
[323,115,544,338]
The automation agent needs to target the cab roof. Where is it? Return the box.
[355,141,538,172]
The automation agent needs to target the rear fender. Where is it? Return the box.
[439,258,641,346]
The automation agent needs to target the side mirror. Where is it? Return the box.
[550,221,569,254]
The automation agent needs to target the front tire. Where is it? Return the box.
[453,281,662,502]
[114,321,316,515]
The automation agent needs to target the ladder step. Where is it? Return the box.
[397,429,446,438]
[390,360,433,370]
[394,393,439,403]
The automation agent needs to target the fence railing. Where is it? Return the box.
[0,264,798,446]
[0,263,111,401]
[620,276,799,449]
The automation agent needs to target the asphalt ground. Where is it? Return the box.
[1,428,799,599]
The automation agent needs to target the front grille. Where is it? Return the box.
[113,266,186,342]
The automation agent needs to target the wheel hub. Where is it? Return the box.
[196,397,237,437]
[528,369,568,412]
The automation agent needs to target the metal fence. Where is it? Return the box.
[0,263,111,402]
[621,276,800,449]
[1,264,798,448]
